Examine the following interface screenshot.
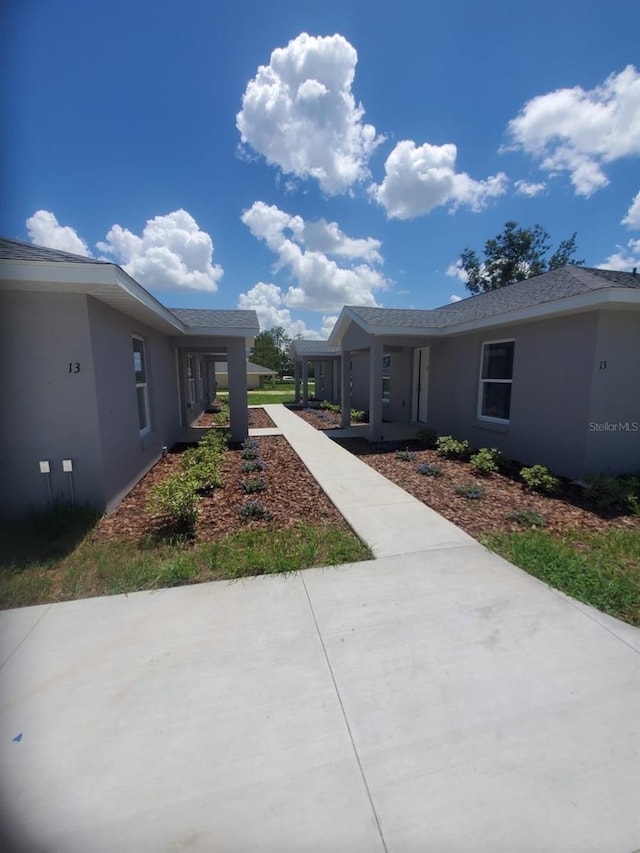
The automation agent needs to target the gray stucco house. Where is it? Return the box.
[290,339,341,406]
[329,265,640,479]
[0,238,259,517]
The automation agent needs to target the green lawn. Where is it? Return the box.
[483,528,640,626]
[217,381,314,406]
[0,509,371,609]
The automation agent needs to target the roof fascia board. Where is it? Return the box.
[114,268,186,332]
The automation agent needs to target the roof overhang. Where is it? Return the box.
[0,258,186,334]
[329,289,640,345]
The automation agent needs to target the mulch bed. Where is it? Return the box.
[193,406,276,429]
[93,434,348,544]
[294,407,367,429]
[333,438,639,539]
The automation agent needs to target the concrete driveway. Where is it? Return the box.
[1,543,639,852]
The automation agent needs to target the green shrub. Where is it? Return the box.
[455,483,485,499]
[148,473,200,529]
[583,474,640,514]
[239,500,270,520]
[415,426,438,448]
[436,435,471,460]
[180,429,226,491]
[395,448,416,462]
[240,438,260,460]
[416,462,441,477]
[508,509,545,528]
[241,476,267,494]
[241,459,266,474]
[470,447,501,476]
[520,464,560,495]
[320,401,341,414]
[351,408,367,423]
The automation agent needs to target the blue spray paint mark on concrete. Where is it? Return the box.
[13,733,23,742]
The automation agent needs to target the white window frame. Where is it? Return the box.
[186,355,196,405]
[133,336,151,436]
[477,338,515,424]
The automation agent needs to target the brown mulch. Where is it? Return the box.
[93,434,348,544]
[193,406,276,429]
[333,438,639,538]
[295,407,367,429]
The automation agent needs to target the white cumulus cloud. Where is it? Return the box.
[370,140,508,220]
[238,282,323,339]
[514,179,547,197]
[97,210,223,292]
[622,190,640,229]
[241,201,388,311]
[26,210,91,256]
[446,260,469,283]
[449,294,462,303]
[598,238,640,271]
[506,65,640,197]
[236,32,383,195]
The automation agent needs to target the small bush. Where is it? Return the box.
[508,509,545,528]
[583,473,640,515]
[241,438,260,460]
[520,464,560,495]
[240,476,267,494]
[470,447,501,476]
[351,409,367,423]
[241,459,266,473]
[239,500,270,520]
[148,473,200,529]
[436,435,471,460]
[320,401,341,414]
[395,448,416,462]
[455,483,485,500]
[415,426,438,448]
[416,462,442,477]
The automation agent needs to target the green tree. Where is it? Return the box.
[460,221,584,294]
[251,327,293,375]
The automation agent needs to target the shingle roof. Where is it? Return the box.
[215,361,278,374]
[348,266,640,332]
[0,237,111,265]
[168,308,259,331]
[291,339,341,356]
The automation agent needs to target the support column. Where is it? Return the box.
[323,361,332,403]
[227,340,249,443]
[294,361,301,403]
[369,338,383,442]
[340,351,351,428]
[334,359,341,404]
[302,361,309,407]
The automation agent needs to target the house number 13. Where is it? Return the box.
[599,361,607,370]
[68,362,80,373]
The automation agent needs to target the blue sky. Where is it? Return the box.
[2,0,639,338]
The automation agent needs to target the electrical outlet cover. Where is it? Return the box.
[62,459,73,472]
[39,461,50,474]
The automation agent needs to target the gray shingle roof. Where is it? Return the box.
[291,339,341,356]
[215,361,278,374]
[169,308,259,331]
[348,266,640,332]
[0,236,111,264]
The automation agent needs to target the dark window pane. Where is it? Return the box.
[482,342,514,380]
[482,382,511,420]
[136,387,148,430]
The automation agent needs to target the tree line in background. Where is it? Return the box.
[251,326,295,376]
[460,221,584,294]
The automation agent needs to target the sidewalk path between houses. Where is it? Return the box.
[260,404,476,558]
[1,407,639,852]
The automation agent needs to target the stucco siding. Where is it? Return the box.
[429,313,599,478]
[386,349,412,423]
[86,297,181,511]
[0,291,104,516]
[584,311,640,474]
[350,352,370,411]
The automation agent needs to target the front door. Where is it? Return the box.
[412,347,429,423]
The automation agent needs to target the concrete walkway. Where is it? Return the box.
[1,408,639,852]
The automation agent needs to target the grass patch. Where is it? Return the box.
[482,528,640,626]
[0,520,371,609]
